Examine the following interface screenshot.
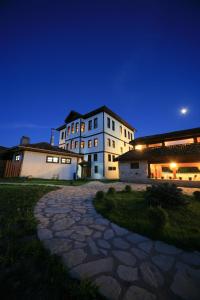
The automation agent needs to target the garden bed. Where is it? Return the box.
[94,187,200,251]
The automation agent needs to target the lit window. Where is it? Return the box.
[67,126,70,135]
[75,141,78,148]
[81,122,85,132]
[94,153,98,161]
[88,140,92,148]
[94,166,98,173]
[108,154,111,162]
[71,123,74,134]
[61,157,71,164]
[46,156,59,163]
[94,118,98,129]
[112,140,115,148]
[15,154,20,161]
[107,138,111,147]
[88,120,92,130]
[112,120,115,131]
[81,141,85,148]
[107,117,110,128]
[94,138,98,147]
[75,122,79,133]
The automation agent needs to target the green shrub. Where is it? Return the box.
[104,197,117,212]
[145,183,185,208]
[107,187,116,195]
[124,185,132,193]
[193,191,200,200]
[95,191,105,200]
[148,207,168,230]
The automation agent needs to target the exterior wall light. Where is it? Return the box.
[170,162,177,169]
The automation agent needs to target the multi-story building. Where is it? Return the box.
[57,106,135,179]
[117,127,200,182]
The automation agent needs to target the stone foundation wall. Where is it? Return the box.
[119,161,148,181]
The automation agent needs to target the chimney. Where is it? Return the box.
[50,128,55,146]
[20,136,30,145]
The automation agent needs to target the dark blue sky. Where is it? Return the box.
[0,0,200,147]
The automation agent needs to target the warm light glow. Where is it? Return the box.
[180,107,188,115]
[135,145,143,151]
[170,162,177,169]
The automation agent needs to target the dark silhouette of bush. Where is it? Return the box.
[95,191,105,200]
[193,191,200,201]
[107,187,116,195]
[148,207,168,230]
[145,183,185,208]
[124,185,132,193]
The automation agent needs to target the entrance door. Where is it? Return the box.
[86,155,92,177]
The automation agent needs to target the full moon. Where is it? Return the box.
[180,108,188,115]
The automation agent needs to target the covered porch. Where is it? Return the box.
[150,162,200,181]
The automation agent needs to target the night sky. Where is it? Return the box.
[0,0,200,147]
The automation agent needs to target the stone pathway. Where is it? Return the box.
[35,182,200,300]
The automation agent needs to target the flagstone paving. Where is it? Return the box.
[35,181,200,300]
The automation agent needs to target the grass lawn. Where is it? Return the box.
[94,190,200,251]
[0,177,90,186]
[0,185,103,300]
[0,177,120,186]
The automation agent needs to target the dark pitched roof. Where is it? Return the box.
[0,146,8,152]
[57,106,135,131]
[10,142,83,157]
[64,111,83,123]
[56,124,66,131]
[131,127,200,145]
[116,143,200,163]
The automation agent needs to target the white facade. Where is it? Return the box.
[58,108,134,179]
[20,150,81,180]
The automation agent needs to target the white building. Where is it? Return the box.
[0,141,83,180]
[57,106,135,179]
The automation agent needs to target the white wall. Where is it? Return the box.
[119,161,148,181]
[58,110,135,179]
[20,151,79,180]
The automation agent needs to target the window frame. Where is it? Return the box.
[107,117,111,128]
[88,140,92,148]
[75,122,79,133]
[94,138,98,147]
[130,162,139,169]
[61,157,72,164]
[112,120,115,131]
[88,120,92,131]
[94,165,98,173]
[108,166,116,171]
[94,117,98,129]
[46,156,59,163]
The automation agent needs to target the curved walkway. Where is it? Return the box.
[35,182,200,300]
